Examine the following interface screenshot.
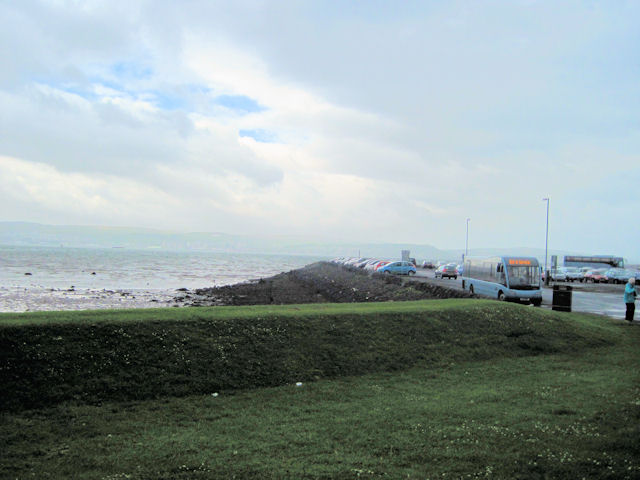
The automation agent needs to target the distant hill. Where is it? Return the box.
[0,221,597,263]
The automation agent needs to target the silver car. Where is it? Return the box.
[550,269,567,282]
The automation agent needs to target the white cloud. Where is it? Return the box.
[0,1,639,258]
[0,155,180,226]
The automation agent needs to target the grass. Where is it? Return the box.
[0,300,616,410]
[2,342,639,479]
[1,300,639,478]
[0,299,481,326]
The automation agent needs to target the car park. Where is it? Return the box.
[376,261,416,276]
[435,264,458,279]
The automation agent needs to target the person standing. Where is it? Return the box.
[624,277,637,322]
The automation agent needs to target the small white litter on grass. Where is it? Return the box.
[296,382,303,387]
[211,392,219,397]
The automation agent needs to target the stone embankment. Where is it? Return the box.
[175,262,472,307]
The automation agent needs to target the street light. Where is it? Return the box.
[543,197,549,284]
[465,218,470,259]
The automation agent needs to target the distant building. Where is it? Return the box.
[563,255,624,268]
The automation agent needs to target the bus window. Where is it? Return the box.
[507,265,539,288]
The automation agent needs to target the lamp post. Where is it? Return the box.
[542,198,549,284]
[465,218,470,259]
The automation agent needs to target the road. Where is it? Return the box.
[411,269,628,320]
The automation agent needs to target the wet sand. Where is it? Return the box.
[0,286,176,312]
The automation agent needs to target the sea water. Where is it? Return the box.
[0,245,324,290]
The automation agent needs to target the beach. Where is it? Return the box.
[0,260,471,312]
[0,285,177,312]
[0,245,324,312]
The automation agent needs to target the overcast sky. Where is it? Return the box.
[1,0,639,259]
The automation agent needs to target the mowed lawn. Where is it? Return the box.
[1,302,639,479]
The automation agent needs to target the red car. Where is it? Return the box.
[374,261,390,271]
[584,269,608,283]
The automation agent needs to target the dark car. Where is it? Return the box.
[435,264,458,279]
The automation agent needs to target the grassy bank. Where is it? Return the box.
[0,300,619,411]
[2,332,639,479]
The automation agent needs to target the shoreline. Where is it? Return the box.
[0,262,471,313]
[0,285,178,313]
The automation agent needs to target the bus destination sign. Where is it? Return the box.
[508,259,532,265]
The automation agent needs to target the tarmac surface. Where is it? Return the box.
[412,269,630,320]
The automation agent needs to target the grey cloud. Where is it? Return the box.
[0,1,140,88]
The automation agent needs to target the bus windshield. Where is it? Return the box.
[507,265,540,288]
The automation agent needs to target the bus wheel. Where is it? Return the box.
[498,291,506,301]
[469,285,474,295]
[532,299,542,307]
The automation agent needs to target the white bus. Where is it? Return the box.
[461,256,542,306]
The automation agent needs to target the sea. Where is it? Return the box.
[0,245,326,312]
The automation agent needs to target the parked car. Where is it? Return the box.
[374,261,390,271]
[605,268,634,284]
[376,261,416,276]
[584,269,608,283]
[562,267,584,282]
[355,258,373,268]
[362,259,382,271]
[435,264,458,279]
[422,261,435,269]
[550,269,567,282]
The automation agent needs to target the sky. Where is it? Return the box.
[1,0,639,260]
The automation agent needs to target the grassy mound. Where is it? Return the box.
[0,300,616,411]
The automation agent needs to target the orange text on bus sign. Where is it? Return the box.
[508,259,531,265]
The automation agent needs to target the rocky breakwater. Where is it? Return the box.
[173,262,472,307]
